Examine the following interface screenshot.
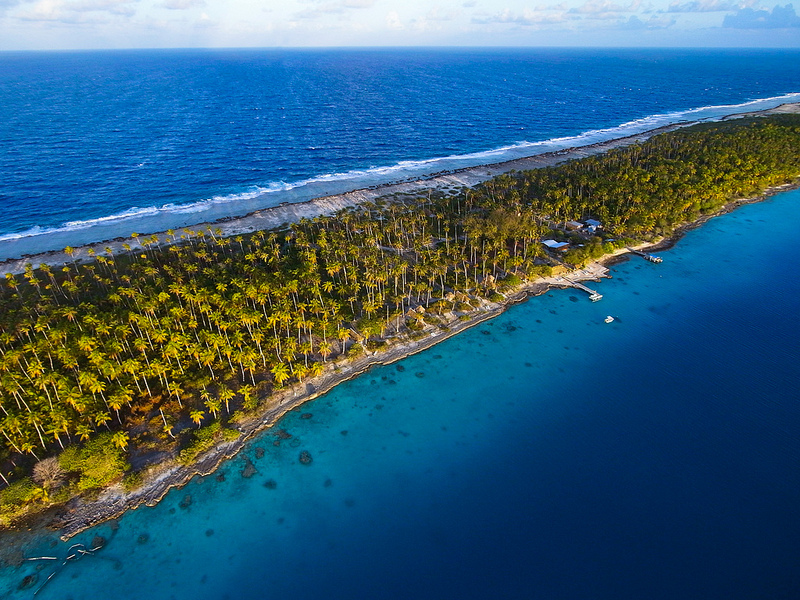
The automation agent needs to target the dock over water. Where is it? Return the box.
[627,247,663,263]
[552,263,608,301]
[564,278,603,301]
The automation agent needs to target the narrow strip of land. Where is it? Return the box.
[0,126,668,275]
[0,122,733,275]
[51,247,628,540]
[3,103,797,276]
[1,102,798,545]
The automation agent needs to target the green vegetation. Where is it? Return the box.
[0,433,127,525]
[513,115,800,237]
[1,114,799,524]
[564,238,632,268]
[178,421,240,465]
[58,432,129,491]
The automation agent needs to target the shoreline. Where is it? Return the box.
[8,102,799,276]
[43,178,800,542]
[4,100,797,275]
[3,100,797,272]
[0,123,682,275]
[47,252,623,541]
[0,104,798,549]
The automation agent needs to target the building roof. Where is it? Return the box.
[585,219,601,227]
[542,239,570,249]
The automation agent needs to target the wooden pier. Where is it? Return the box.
[627,248,663,263]
[564,278,603,301]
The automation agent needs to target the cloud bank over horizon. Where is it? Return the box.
[1,0,799,49]
[723,3,800,26]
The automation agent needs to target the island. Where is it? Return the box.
[1,108,799,541]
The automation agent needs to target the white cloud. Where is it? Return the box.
[723,3,800,27]
[193,10,215,26]
[667,0,742,12]
[386,9,403,29]
[569,0,641,14]
[410,8,460,31]
[619,13,676,26]
[161,0,206,10]
[62,0,127,12]
[426,6,458,21]
[293,0,375,19]
[472,8,569,25]
[70,0,136,14]
[17,0,73,21]
[16,0,137,21]
[3,0,800,49]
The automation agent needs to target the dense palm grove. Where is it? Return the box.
[1,114,799,517]
[518,116,800,236]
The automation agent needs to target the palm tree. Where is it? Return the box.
[111,430,130,451]
[94,411,112,429]
[318,340,332,362]
[271,362,291,387]
[219,385,235,414]
[238,384,257,411]
[190,409,205,428]
[336,327,351,353]
[310,361,325,378]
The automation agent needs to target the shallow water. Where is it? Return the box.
[2,190,800,599]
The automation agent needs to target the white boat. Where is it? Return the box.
[604,315,614,323]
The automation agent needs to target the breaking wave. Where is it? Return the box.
[1,92,798,253]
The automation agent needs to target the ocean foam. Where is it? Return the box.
[2,92,798,250]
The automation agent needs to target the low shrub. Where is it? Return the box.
[179,421,240,465]
[0,478,39,508]
[59,433,129,491]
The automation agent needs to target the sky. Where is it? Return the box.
[0,0,799,50]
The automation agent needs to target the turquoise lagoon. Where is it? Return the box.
[2,189,800,600]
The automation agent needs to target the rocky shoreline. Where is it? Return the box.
[1,102,798,547]
[41,176,799,542]
[45,253,619,541]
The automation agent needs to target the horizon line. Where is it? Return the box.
[3,44,800,54]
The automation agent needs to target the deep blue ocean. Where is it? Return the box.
[1,49,800,599]
[0,48,799,258]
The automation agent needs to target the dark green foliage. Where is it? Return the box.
[500,274,522,288]
[178,421,240,465]
[513,116,800,235]
[0,478,38,508]
[0,114,798,492]
[59,433,128,490]
[0,476,47,525]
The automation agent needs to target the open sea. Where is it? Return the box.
[0,47,800,258]
[1,48,800,599]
